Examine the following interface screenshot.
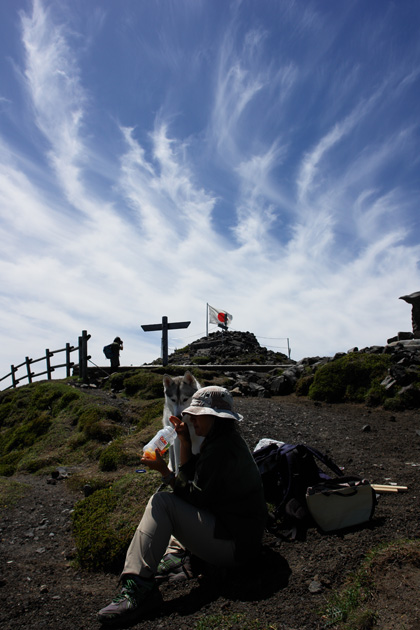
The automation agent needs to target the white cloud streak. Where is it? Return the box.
[0,0,419,387]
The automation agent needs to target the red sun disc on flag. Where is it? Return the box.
[218,313,226,322]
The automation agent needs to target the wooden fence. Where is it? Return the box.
[0,330,91,391]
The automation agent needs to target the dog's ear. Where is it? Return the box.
[163,375,173,388]
[183,371,196,385]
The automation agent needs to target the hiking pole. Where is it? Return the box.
[88,358,111,377]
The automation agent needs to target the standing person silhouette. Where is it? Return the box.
[110,337,123,372]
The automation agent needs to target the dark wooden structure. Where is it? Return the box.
[141,316,190,366]
[0,330,91,390]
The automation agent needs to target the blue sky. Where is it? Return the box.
[1,0,420,385]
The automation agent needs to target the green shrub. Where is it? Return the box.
[99,442,125,471]
[0,451,23,476]
[77,405,123,442]
[57,390,81,410]
[71,488,125,572]
[295,374,314,396]
[103,369,164,398]
[78,405,122,427]
[0,401,13,426]
[364,383,388,407]
[308,353,391,404]
[24,456,59,473]
[123,372,163,398]
[30,384,63,412]
[136,400,164,431]
[71,473,158,572]
[106,372,126,391]
[29,382,79,416]
[383,385,420,411]
[1,412,52,454]
[84,419,121,442]
[0,463,17,477]
[77,406,102,427]
[0,382,81,430]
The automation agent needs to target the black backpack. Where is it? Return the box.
[103,344,114,359]
[253,442,344,537]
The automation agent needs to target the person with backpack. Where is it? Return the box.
[97,386,267,626]
[103,337,123,372]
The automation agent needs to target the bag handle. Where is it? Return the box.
[320,488,358,497]
[303,445,344,477]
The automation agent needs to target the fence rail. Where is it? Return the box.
[0,330,91,391]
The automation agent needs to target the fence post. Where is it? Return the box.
[78,335,83,378]
[46,349,53,380]
[66,343,72,377]
[11,365,17,388]
[79,330,90,383]
[26,357,33,384]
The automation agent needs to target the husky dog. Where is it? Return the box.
[163,371,202,472]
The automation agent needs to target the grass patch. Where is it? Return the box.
[0,477,29,509]
[104,370,164,398]
[196,612,278,630]
[0,381,135,474]
[71,471,160,572]
[320,539,420,629]
[99,441,126,471]
[383,383,420,410]
[136,399,164,431]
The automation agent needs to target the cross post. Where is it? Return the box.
[141,316,191,366]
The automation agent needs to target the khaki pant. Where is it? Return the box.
[123,491,236,579]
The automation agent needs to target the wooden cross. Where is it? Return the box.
[141,316,191,366]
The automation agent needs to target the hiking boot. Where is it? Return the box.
[155,551,193,583]
[97,576,161,626]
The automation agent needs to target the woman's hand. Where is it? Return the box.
[170,415,193,467]
[140,449,169,476]
[169,415,191,445]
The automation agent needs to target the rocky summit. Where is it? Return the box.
[149,330,292,366]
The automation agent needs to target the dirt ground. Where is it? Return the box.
[1,395,419,630]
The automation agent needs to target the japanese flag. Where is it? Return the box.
[208,305,233,327]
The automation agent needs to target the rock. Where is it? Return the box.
[308,579,323,593]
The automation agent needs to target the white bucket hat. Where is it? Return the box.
[182,386,243,421]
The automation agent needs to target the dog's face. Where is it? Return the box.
[163,371,200,419]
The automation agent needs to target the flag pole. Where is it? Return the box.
[206,303,209,337]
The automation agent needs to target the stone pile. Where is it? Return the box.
[161,330,291,366]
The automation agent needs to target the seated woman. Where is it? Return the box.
[97,386,267,626]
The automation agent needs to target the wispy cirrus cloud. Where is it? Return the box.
[0,0,419,385]
[20,0,89,208]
